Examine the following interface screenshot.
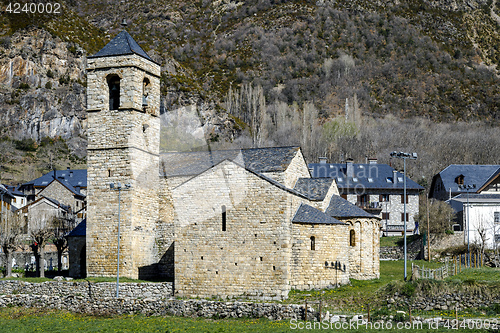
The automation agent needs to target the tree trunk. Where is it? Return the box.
[6,250,12,278]
[39,246,45,278]
[57,247,63,271]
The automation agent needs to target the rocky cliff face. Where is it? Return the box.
[0,28,87,156]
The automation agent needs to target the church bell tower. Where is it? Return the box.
[86,30,161,279]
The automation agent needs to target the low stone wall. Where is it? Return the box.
[379,247,421,261]
[387,293,497,311]
[0,281,173,299]
[0,294,306,319]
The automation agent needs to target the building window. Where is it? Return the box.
[142,78,150,107]
[107,75,120,110]
[455,175,465,185]
[310,236,315,251]
[401,194,409,204]
[382,212,390,220]
[349,230,356,246]
[401,213,409,222]
[380,194,390,202]
[221,205,226,231]
[495,212,500,224]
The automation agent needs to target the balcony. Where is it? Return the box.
[356,201,383,214]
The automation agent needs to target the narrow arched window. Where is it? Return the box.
[222,205,226,231]
[107,75,120,110]
[310,236,315,251]
[142,78,150,107]
[350,229,356,247]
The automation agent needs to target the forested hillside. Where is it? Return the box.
[0,0,499,186]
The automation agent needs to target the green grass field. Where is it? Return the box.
[0,308,488,333]
[1,260,499,332]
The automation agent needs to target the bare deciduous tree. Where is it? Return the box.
[52,215,76,272]
[0,212,23,277]
[416,196,456,234]
[29,212,55,278]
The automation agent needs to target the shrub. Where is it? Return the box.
[401,282,416,297]
[59,76,70,85]
[45,82,52,89]
[19,83,30,89]
[46,70,54,78]
[14,138,37,151]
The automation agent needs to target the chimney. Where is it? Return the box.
[70,171,73,177]
[393,170,398,183]
[67,167,70,170]
[369,158,377,164]
[319,157,327,164]
[346,158,354,178]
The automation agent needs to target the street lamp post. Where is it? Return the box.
[458,184,475,268]
[110,182,132,298]
[390,151,417,281]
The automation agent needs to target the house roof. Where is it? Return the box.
[293,178,334,201]
[309,163,423,191]
[161,146,301,177]
[292,203,345,225]
[4,185,24,197]
[325,195,377,219]
[22,169,87,190]
[451,193,500,203]
[89,30,153,62]
[0,184,14,199]
[67,219,86,237]
[39,178,86,198]
[431,165,500,195]
[16,196,71,213]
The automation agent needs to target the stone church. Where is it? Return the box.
[82,31,380,300]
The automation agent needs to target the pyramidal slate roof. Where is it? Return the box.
[325,195,377,219]
[292,203,345,225]
[293,178,334,201]
[161,146,301,177]
[89,30,153,61]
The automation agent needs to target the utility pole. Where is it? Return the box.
[427,197,430,261]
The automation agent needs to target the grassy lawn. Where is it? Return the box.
[0,261,498,332]
[0,308,487,333]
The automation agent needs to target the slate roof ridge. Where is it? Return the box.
[161,146,300,155]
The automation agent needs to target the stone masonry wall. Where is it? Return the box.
[291,223,350,289]
[283,149,311,189]
[87,54,160,115]
[172,160,302,300]
[37,179,80,212]
[86,53,161,279]
[347,219,380,280]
